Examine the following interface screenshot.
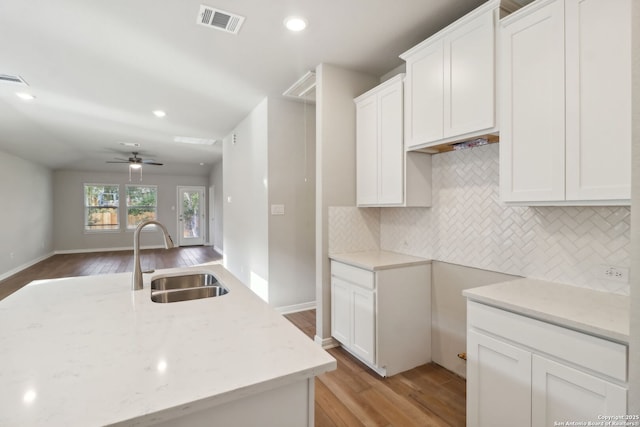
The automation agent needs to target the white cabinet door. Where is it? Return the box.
[404,40,444,148]
[355,95,379,205]
[377,81,404,204]
[355,75,404,206]
[564,0,631,201]
[499,0,566,203]
[403,1,497,150]
[467,330,532,427]
[351,286,376,365]
[444,7,495,138]
[330,277,351,346]
[531,355,627,426]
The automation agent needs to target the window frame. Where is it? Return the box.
[125,184,159,230]
[83,183,120,233]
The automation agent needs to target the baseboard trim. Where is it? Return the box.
[314,335,339,350]
[0,252,55,281]
[275,301,316,315]
[54,245,166,255]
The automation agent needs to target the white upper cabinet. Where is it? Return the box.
[401,0,499,150]
[355,74,431,207]
[500,0,631,204]
[355,74,404,206]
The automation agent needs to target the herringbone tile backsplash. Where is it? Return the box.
[329,144,631,295]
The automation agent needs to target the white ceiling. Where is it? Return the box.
[0,0,486,176]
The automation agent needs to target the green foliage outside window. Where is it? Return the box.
[126,185,158,228]
[85,184,119,231]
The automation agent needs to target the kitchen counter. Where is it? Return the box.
[0,264,336,426]
[463,278,630,343]
[329,250,430,271]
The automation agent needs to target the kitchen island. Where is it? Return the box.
[0,264,336,426]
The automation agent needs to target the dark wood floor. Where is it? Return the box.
[1,249,466,426]
[285,310,466,427]
[0,246,222,300]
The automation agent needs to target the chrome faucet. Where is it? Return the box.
[132,220,175,290]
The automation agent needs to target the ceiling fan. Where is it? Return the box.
[106,152,162,181]
[106,151,163,168]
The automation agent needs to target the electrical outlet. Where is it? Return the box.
[600,265,629,283]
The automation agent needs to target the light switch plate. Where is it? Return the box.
[271,204,285,215]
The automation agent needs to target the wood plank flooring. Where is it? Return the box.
[285,310,466,427]
[1,250,466,426]
[0,246,222,300]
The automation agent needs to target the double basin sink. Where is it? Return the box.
[150,273,229,303]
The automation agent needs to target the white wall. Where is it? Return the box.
[53,170,208,251]
[223,97,318,309]
[431,262,517,378]
[628,0,639,411]
[314,63,378,343]
[223,99,270,300]
[0,151,53,279]
[208,160,224,253]
[267,98,316,309]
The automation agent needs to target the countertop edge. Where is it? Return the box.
[329,250,431,271]
[121,360,337,427]
[463,279,630,344]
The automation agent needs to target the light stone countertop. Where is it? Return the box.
[0,264,336,427]
[463,278,630,343]
[329,250,431,271]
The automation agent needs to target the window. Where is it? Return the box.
[126,185,158,229]
[84,184,119,231]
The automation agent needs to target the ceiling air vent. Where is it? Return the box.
[197,5,245,35]
[0,74,28,86]
[283,71,316,103]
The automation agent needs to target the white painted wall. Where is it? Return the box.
[0,151,53,279]
[314,63,378,343]
[267,98,316,309]
[208,160,224,253]
[223,98,270,300]
[53,170,208,251]
[431,262,518,378]
[223,97,317,309]
[628,0,639,412]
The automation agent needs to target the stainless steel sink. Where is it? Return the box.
[150,273,229,303]
[151,285,229,303]
[151,273,219,291]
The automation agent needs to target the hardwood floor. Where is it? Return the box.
[0,246,222,300]
[285,310,466,427]
[1,251,466,426]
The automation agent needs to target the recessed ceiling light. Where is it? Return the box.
[16,92,35,101]
[284,16,307,32]
[119,142,140,147]
[153,110,166,118]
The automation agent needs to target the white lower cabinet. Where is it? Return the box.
[531,355,627,426]
[467,301,627,427]
[330,260,431,376]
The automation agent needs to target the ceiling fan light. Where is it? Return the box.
[129,163,142,170]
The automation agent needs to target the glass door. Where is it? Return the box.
[177,186,205,246]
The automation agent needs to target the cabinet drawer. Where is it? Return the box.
[468,301,627,382]
[331,261,374,290]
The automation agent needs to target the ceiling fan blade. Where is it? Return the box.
[142,161,163,165]
[106,161,131,164]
